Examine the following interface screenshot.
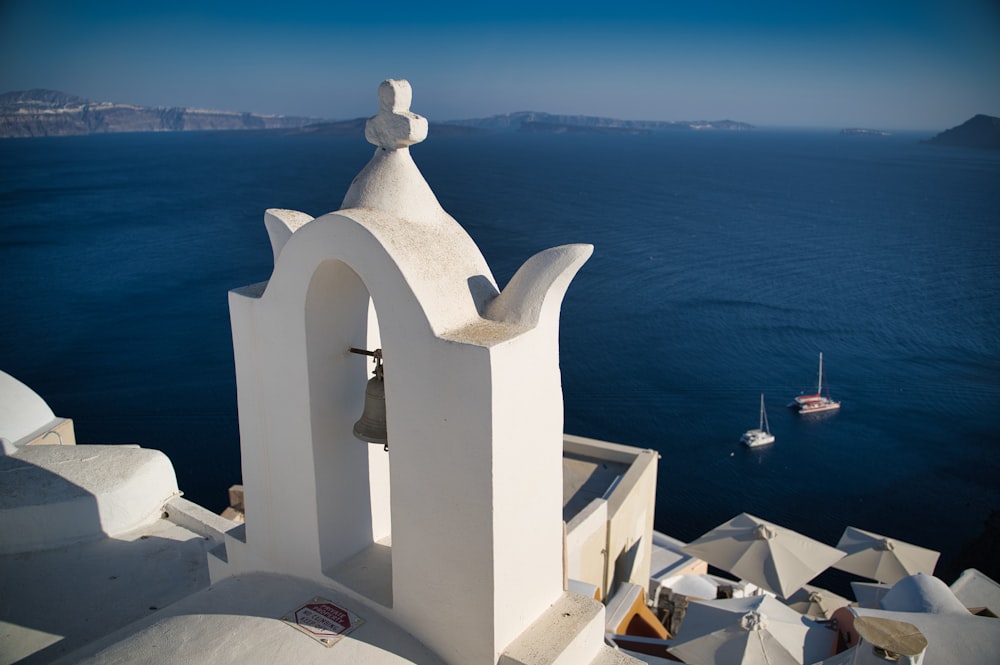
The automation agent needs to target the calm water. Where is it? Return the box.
[2,130,998,578]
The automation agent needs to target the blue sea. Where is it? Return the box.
[2,129,998,580]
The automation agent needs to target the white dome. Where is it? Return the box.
[0,370,57,445]
[881,572,970,615]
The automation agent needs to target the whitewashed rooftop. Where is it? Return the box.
[0,436,650,665]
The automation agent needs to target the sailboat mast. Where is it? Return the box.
[817,352,824,394]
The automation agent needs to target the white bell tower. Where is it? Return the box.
[218,79,620,665]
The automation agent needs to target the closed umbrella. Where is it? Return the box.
[832,527,940,585]
[681,513,846,599]
[669,595,835,665]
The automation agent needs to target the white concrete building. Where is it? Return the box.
[1,80,659,665]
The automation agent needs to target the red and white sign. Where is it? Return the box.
[282,597,364,647]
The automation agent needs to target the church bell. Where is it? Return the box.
[352,348,388,451]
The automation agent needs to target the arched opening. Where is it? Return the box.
[305,258,392,606]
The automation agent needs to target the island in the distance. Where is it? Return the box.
[440,110,752,134]
[840,128,891,136]
[922,114,1000,150]
[0,89,753,138]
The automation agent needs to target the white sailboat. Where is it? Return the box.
[792,352,841,414]
[741,393,775,447]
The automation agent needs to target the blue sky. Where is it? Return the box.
[1,1,998,130]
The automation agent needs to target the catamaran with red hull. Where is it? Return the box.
[791,352,841,414]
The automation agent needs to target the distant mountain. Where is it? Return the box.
[922,114,1000,150]
[0,89,318,138]
[442,111,752,134]
[0,89,754,139]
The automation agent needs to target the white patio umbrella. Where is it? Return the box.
[669,595,835,665]
[784,584,851,620]
[681,513,846,599]
[831,526,940,585]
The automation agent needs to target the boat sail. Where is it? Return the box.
[792,352,841,414]
[741,393,775,447]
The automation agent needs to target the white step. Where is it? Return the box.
[500,592,610,665]
[588,645,645,665]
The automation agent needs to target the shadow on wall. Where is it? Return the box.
[614,537,644,590]
[0,451,105,553]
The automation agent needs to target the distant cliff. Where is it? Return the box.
[0,89,317,138]
[441,111,753,134]
[1,89,755,139]
[922,114,1000,150]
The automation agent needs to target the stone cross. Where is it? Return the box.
[364,79,428,150]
